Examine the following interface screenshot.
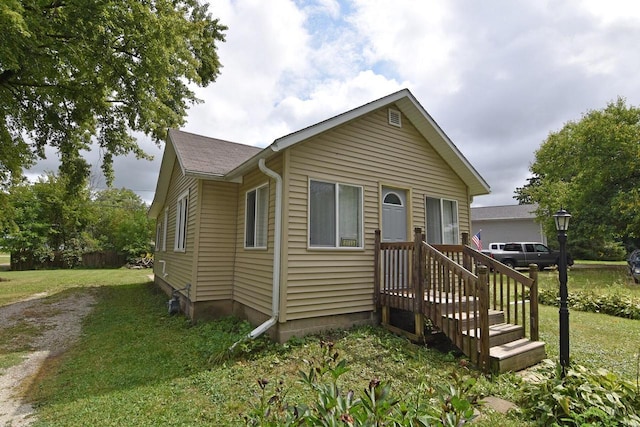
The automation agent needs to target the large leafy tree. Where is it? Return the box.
[1,176,154,268]
[90,187,154,259]
[0,0,226,190]
[1,173,95,268]
[516,97,640,259]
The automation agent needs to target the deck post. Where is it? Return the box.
[374,230,381,311]
[460,232,471,274]
[413,228,424,337]
[528,264,539,341]
[477,265,490,373]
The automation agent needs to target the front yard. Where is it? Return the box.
[0,267,639,426]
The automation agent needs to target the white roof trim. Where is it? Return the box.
[270,89,413,152]
[245,88,489,196]
[157,88,491,208]
[148,135,177,218]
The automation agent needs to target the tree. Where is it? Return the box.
[90,188,154,259]
[516,97,640,259]
[0,0,226,190]
[1,177,153,268]
[1,173,95,268]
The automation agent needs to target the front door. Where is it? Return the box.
[382,188,407,242]
[381,188,408,288]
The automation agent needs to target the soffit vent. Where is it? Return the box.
[388,108,402,127]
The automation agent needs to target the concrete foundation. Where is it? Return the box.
[154,276,379,342]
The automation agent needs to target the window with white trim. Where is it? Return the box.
[425,197,459,244]
[309,180,363,248]
[245,184,269,248]
[162,208,168,251]
[155,221,162,251]
[174,191,188,251]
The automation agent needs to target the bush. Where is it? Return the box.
[518,360,640,426]
[569,237,626,261]
[538,288,640,320]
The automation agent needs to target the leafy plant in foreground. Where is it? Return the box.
[517,360,640,426]
[243,340,477,426]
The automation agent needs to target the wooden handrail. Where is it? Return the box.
[452,245,539,340]
[374,231,540,373]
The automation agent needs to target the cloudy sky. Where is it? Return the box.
[28,0,640,206]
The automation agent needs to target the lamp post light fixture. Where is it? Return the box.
[553,208,571,377]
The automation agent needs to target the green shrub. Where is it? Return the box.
[518,360,640,426]
[539,288,640,320]
[569,237,626,261]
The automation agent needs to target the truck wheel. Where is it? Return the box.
[503,260,515,269]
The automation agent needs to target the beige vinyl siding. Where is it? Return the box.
[154,160,198,293]
[193,181,239,301]
[284,107,470,320]
[233,156,282,315]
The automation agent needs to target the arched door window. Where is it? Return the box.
[383,192,403,206]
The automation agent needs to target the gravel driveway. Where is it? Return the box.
[0,291,96,426]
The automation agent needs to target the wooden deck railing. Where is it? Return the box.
[374,228,539,373]
[434,244,539,341]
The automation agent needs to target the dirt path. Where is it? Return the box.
[0,291,96,427]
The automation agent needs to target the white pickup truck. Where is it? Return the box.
[481,242,504,257]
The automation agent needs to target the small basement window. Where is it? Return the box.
[388,108,402,127]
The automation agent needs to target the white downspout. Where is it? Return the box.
[230,158,282,349]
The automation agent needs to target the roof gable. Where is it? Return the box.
[149,130,261,217]
[227,89,489,195]
[150,89,491,218]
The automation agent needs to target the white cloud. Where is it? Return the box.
[23,0,640,208]
[579,0,640,25]
[185,0,312,145]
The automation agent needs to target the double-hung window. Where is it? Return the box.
[425,197,459,244]
[174,191,188,251]
[155,222,163,251]
[309,180,363,248]
[245,184,269,248]
[162,208,168,251]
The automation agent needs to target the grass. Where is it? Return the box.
[0,268,152,307]
[0,268,637,425]
[537,264,638,295]
[535,264,640,379]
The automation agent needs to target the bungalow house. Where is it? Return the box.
[149,89,491,343]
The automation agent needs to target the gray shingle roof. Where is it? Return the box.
[471,204,538,221]
[168,129,262,177]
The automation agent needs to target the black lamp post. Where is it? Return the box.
[553,208,571,377]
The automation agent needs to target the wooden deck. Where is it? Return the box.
[374,228,545,374]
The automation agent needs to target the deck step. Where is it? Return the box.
[463,323,524,348]
[490,338,546,373]
[442,309,505,330]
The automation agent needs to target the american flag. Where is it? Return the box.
[472,231,482,250]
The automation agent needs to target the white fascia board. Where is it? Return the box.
[395,96,491,196]
[148,137,178,218]
[270,89,411,152]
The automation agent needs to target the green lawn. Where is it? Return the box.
[0,268,637,426]
[0,268,152,307]
[537,264,638,295]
